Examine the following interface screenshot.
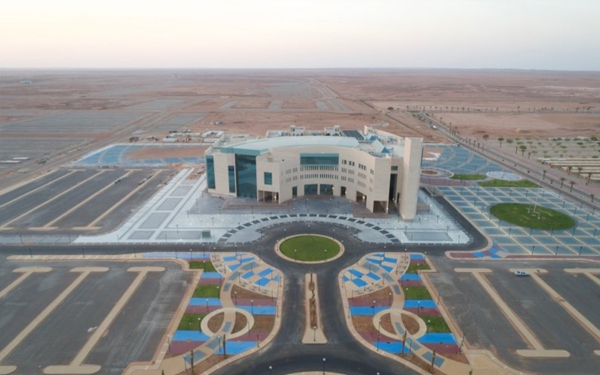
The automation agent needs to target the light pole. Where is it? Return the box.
[322,358,326,375]
[313,325,317,342]
[427,319,430,334]
[269,365,273,375]
[251,299,254,314]
[198,317,201,332]
[388,292,392,306]
[205,298,208,314]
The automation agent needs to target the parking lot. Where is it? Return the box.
[429,258,600,375]
[0,167,171,235]
[0,259,192,374]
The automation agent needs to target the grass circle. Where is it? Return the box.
[490,203,575,230]
[279,235,340,261]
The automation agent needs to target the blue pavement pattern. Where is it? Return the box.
[344,254,399,290]
[422,144,504,175]
[439,186,600,256]
[75,144,205,166]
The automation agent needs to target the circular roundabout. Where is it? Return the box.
[275,234,344,263]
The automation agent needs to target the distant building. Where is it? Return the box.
[205,126,422,220]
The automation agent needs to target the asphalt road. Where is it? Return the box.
[211,222,419,375]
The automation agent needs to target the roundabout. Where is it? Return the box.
[276,234,344,263]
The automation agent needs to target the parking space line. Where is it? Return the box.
[44,266,164,375]
[564,268,600,287]
[0,267,52,300]
[0,171,106,230]
[0,171,76,209]
[79,171,162,230]
[528,268,600,349]
[0,267,108,375]
[455,268,570,358]
[42,170,136,229]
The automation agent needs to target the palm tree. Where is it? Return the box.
[498,137,504,148]
[577,167,583,177]
[591,194,595,203]
[570,181,575,193]
[542,170,546,181]
[483,134,489,142]
[560,177,566,188]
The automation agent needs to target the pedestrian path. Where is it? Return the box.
[442,186,600,257]
[341,252,471,375]
[149,252,282,375]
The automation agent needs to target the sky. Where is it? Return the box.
[1,0,599,70]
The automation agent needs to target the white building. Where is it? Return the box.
[205,126,422,220]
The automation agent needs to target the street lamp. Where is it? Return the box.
[313,325,317,342]
[251,299,254,314]
[269,365,273,375]
[205,298,208,314]
[322,358,326,375]
[427,319,430,334]
[198,317,201,332]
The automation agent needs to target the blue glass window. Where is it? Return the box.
[264,172,273,185]
[235,154,257,198]
[228,165,236,193]
[206,155,215,189]
[300,153,339,166]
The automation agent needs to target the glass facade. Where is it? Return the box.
[320,184,333,195]
[228,166,236,193]
[300,153,339,166]
[235,154,257,198]
[304,184,318,195]
[264,172,273,185]
[206,155,215,189]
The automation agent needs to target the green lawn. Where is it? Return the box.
[406,263,431,274]
[178,313,206,330]
[193,284,221,298]
[490,203,575,230]
[279,235,340,261]
[404,286,432,300]
[478,179,539,188]
[451,174,487,181]
[422,316,451,333]
[189,260,217,271]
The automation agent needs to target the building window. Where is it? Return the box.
[228,165,236,193]
[235,155,257,198]
[300,153,339,166]
[264,172,273,185]
[391,166,398,171]
[206,155,215,189]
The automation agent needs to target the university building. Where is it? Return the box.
[205,126,422,220]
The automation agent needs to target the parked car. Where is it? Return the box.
[514,270,530,276]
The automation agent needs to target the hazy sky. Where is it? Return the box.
[2,0,599,70]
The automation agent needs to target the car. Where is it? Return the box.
[514,270,530,276]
